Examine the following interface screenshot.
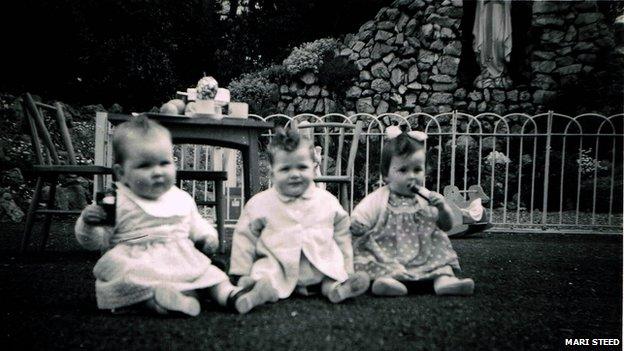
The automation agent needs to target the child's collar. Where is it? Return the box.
[275,184,316,203]
[115,182,192,217]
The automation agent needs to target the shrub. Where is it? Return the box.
[317,55,359,96]
[282,38,339,76]
[228,66,281,115]
[576,148,608,176]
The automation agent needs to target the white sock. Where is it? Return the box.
[211,281,242,306]
[434,275,474,296]
[321,279,341,297]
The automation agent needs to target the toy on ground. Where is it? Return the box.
[443,185,492,237]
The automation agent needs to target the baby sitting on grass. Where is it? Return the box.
[229,127,369,303]
[75,115,276,316]
[351,126,474,297]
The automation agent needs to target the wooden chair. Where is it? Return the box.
[296,120,363,212]
[20,92,113,252]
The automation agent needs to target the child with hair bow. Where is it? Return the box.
[350,125,475,296]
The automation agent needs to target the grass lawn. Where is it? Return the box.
[1,220,621,350]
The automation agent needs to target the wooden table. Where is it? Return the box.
[105,113,274,202]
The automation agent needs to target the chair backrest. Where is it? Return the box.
[22,92,77,166]
[296,120,363,179]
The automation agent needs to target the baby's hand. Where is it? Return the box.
[201,237,219,256]
[82,204,107,225]
[350,221,370,236]
[428,191,447,209]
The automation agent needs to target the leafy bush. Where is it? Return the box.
[228,66,281,115]
[317,55,359,96]
[282,38,339,76]
[261,65,290,83]
[576,148,609,176]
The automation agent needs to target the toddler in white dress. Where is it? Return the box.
[75,115,276,316]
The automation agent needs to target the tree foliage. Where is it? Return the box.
[2,0,390,110]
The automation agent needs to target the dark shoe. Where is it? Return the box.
[227,278,278,314]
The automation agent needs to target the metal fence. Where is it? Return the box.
[96,111,623,234]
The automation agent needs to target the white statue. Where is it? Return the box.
[472,0,513,89]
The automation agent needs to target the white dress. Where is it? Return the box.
[75,183,228,310]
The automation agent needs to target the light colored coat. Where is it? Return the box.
[229,186,352,299]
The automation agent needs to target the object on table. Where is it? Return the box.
[194,100,222,119]
[186,88,198,101]
[184,101,198,116]
[214,88,230,116]
[160,99,186,115]
[196,76,219,100]
[160,102,178,115]
[169,99,186,114]
[191,75,226,118]
[228,102,249,118]
[171,76,244,118]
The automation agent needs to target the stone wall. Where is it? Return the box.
[341,0,464,115]
[274,0,619,118]
[277,72,340,116]
[528,1,614,108]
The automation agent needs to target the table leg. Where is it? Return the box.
[242,145,251,204]
[242,131,262,203]
[248,132,261,197]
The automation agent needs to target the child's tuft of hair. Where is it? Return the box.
[268,127,314,165]
[380,133,425,178]
[272,127,301,152]
[126,114,152,132]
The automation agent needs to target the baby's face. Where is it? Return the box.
[386,149,425,196]
[271,144,315,198]
[116,132,176,200]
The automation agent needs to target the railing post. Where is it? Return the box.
[450,110,457,188]
[541,111,553,224]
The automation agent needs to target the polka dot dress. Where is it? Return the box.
[354,191,460,281]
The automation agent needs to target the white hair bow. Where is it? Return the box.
[384,125,428,141]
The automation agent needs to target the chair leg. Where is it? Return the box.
[214,180,226,254]
[21,177,44,253]
[340,183,348,211]
[39,176,58,252]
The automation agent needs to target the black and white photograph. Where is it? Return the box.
[0,0,622,350]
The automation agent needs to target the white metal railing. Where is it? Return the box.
[94,111,623,234]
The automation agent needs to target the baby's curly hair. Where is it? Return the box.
[112,114,171,164]
[267,127,315,165]
[380,133,425,178]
